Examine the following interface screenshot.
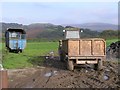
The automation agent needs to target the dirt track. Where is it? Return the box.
[8,57,119,88]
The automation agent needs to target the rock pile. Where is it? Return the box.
[107,41,120,58]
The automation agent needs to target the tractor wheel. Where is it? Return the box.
[98,60,103,70]
[17,51,20,53]
[94,59,103,70]
[60,54,64,62]
[16,49,21,53]
[9,48,12,52]
[20,50,22,53]
[67,60,74,71]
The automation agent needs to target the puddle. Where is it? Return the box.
[85,70,88,73]
[90,69,95,71]
[53,71,58,75]
[25,85,33,88]
[44,71,58,77]
[10,79,14,82]
[44,72,52,77]
[105,69,110,72]
[103,70,110,80]
[25,84,33,88]
[104,75,109,80]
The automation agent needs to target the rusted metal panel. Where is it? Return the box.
[0,70,8,89]
[93,40,106,55]
[76,60,98,64]
[63,38,106,57]
[68,40,79,56]
[68,56,104,59]
[80,40,92,56]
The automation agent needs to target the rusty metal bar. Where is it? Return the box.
[0,66,8,89]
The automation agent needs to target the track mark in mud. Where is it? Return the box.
[8,59,119,88]
[45,70,53,84]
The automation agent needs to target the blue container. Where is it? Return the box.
[5,28,26,53]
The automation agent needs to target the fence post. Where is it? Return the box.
[0,64,8,89]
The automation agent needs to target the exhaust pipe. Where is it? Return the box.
[0,64,8,89]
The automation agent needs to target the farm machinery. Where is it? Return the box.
[5,28,26,53]
[58,27,106,71]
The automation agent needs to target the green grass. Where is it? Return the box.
[25,42,58,56]
[106,38,119,47]
[2,42,58,69]
[2,38,119,69]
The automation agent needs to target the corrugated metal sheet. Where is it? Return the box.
[9,40,26,50]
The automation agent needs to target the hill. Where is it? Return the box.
[1,22,117,40]
[0,22,64,39]
[62,23,118,31]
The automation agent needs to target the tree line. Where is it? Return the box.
[1,23,119,42]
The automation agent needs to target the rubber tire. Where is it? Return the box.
[20,50,22,53]
[94,64,98,70]
[9,48,12,52]
[98,60,103,70]
[67,60,74,71]
[94,60,103,70]
[17,50,20,53]
[60,53,64,62]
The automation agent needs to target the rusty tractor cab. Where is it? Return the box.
[59,27,106,71]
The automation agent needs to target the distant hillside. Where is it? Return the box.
[0,22,64,39]
[62,23,118,31]
[26,23,58,38]
[1,22,116,40]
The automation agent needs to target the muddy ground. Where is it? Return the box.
[8,56,119,88]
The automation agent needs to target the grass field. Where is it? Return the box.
[2,42,58,69]
[106,38,119,47]
[1,38,119,69]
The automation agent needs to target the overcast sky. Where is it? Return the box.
[1,2,118,25]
